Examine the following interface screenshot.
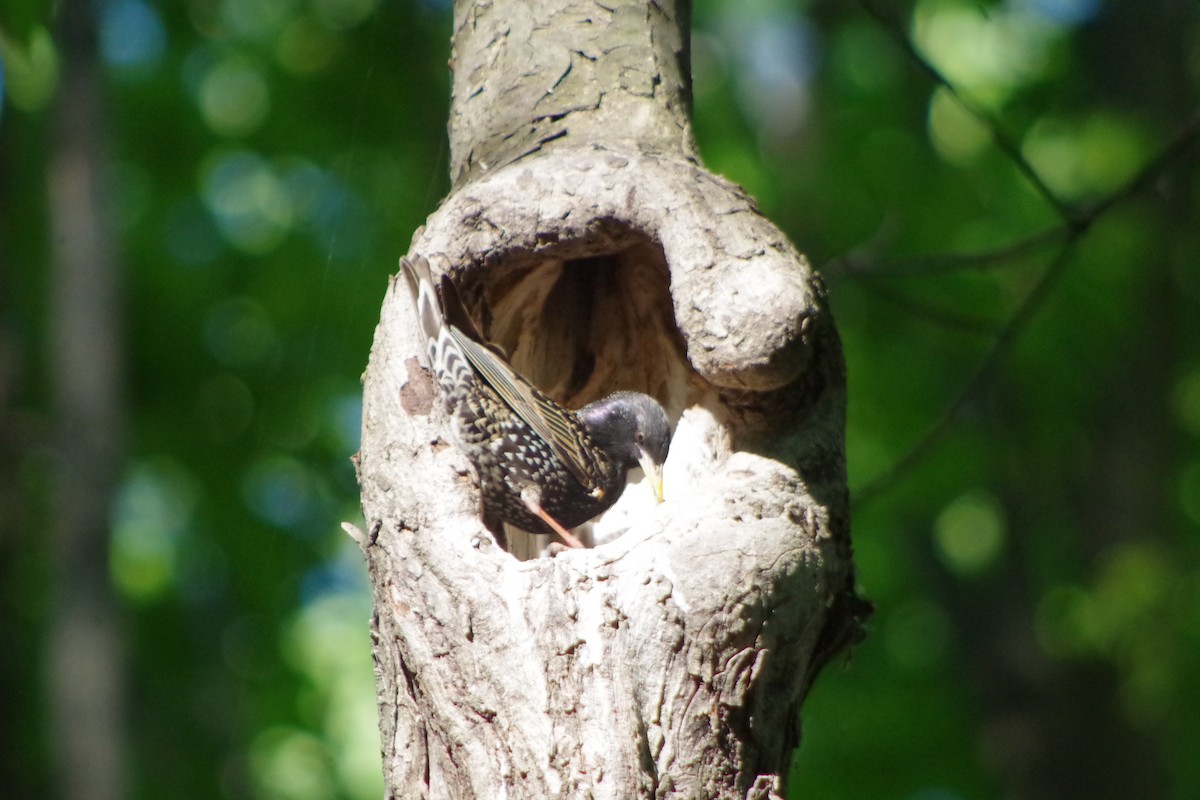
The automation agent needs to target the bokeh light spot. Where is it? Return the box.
[1172,368,1200,438]
[281,573,382,798]
[329,393,362,452]
[109,459,199,602]
[100,0,167,72]
[0,25,60,112]
[221,0,295,40]
[1021,0,1101,27]
[202,150,295,253]
[199,55,271,138]
[928,86,990,165]
[1024,114,1146,200]
[243,455,317,531]
[934,490,1006,577]
[314,0,380,32]
[913,0,1057,108]
[250,727,333,800]
[277,18,340,75]
[716,4,817,146]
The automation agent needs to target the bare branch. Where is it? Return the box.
[825,225,1066,280]
[853,240,1077,509]
[830,7,1200,508]
[859,0,1073,220]
[855,282,1003,336]
[844,104,1200,505]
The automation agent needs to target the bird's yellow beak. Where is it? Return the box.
[637,448,665,504]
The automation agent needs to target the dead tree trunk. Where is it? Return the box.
[354,1,867,797]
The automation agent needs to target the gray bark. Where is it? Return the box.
[46,1,129,798]
[354,1,866,797]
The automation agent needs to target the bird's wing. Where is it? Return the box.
[446,324,603,493]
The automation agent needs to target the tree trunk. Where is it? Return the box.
[354,1,866,797]
[45,1,129,798]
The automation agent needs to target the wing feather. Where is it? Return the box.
[408,261,603,491]
[446,325,602,491]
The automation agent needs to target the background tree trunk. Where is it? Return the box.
[45,1,129,798]
[355,1,866,797]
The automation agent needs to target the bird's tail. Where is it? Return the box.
[400,255,474,403]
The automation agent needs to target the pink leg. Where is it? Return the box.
[521,488,585,549]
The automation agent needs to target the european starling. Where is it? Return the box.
[401,256,671,549]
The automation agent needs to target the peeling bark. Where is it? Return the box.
[355,1,867,797]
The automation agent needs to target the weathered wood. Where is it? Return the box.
[356,1,865,797]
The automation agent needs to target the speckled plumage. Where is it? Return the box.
[401,256,671,545]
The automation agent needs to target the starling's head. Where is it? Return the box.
[578,391,671,502]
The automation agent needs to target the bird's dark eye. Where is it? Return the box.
[634,432,645,445]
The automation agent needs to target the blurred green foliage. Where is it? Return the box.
[2,0,1198,798]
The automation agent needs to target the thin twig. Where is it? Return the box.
[859,0,1074,221]
[849,105,1198,501]
[857,281,1003,335]
[845,7,1200,508]
[835,9,1200,283]
[826,226,1066,280]
[853,239,1078,509]
[849,105,1195,503]
[1084,108,1200,221]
